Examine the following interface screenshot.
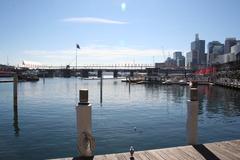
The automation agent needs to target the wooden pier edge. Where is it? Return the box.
[51,139,240,160]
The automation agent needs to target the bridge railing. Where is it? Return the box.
[37,64,154,70]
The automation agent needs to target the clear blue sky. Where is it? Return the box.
[1,0,240,66]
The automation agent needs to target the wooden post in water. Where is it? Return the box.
[13,74,18,107]
[186,81,199,145]
[43,71,45,83]
[13,104,20,136]
[100,74,103,103]
[76,89,95,158]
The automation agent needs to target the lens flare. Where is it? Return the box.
[121,2,126,12]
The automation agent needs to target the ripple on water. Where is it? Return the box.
[0,78,240,159]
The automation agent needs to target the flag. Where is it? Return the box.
[76,44,80,49]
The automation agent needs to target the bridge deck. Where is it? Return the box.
[0,80,13,83]
[53,139,240,160]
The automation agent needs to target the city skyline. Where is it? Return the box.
[1,0,240,66]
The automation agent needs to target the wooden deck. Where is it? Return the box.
[54,139,240,160]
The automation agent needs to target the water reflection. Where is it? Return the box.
[100,76,103,104]
[13,106,20,136]
[198,86,240,117]
[186,100,199,145]
[128,82,131,95]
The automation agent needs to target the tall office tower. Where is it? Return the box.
[207,41,224,66]
[173,51,182,60]
[173,51,185,68]
[224,38,237,54]
[186,52,192,69]
[191,34,206,69]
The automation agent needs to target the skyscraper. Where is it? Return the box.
[173,51,182,60]
[173,51,185,68]
[191,34,206,69]
[224,38,237,54]
[186,52,192,69]
[207,41,224,66]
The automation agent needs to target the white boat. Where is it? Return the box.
[162,79,173,85]
[83,77,100,80]
[178,80,187,85]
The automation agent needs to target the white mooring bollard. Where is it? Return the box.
[186,81,199,145]
[76,89,95,158]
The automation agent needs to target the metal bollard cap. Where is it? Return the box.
[79,89,88,104]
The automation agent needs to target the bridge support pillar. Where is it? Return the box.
[97,70,102,78]
[81,70,89,78]
[113,70,118,78]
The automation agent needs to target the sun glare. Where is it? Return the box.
[121,2,126,12]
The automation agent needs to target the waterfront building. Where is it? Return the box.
[177,56,185,68]
[213,40,240,64]
[0,64,15,71]
[212,45,224,54]
[155,62,167,68]
[186,52,192,69]
[231,41,240,61]
[191,34,206,69]
[224,38,237,54]
[173,51,185,68]
[165,57,177,68]
[208,41,222,54]
[173,51,182,60]
[211,54,225,65]
[207,41,224,66]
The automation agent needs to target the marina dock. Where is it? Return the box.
[54,139,240,160]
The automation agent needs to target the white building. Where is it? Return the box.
[211,41,240,65]
[186,52,192,69]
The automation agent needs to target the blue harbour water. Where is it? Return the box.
[0,77,240,159]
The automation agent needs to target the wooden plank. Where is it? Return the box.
[104,154,119,160]
[162,148,195,160]
[155,148,183,160]
[53,139,240,160]
[220,142,240,153]
[226,141,240,149]
[115,153,128,160]
[122,153,133,160]
[144,151,165,160]
[230,140,240,146]
[177,146,206,160]
[209,142,240,159]
[148,150,168,160]
[134,152,150,160]
[205,143,239,160]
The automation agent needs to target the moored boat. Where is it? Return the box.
[18,70,39,82]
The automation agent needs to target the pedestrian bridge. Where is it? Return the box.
[29,64,154,70]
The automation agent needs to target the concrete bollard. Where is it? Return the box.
[186,81,199,145]
[76,89,95,158]
[13,74,18,107]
